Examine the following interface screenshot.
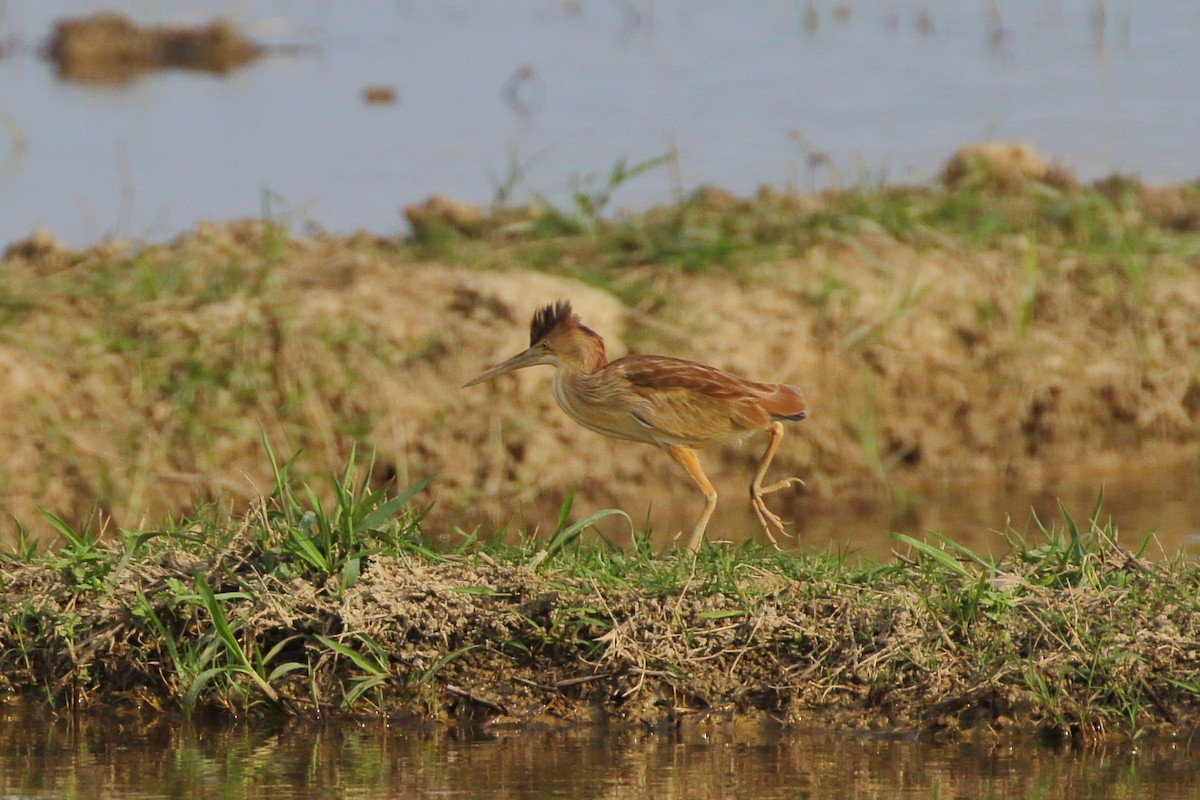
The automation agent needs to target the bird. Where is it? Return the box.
[463,300,806,553]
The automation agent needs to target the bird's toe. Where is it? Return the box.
[758,476,806,496]
[751,495,791,549]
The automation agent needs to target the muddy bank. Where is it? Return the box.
[1,505,1198,740]
[2,160,1200,546]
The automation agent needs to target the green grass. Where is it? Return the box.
[410,162,1199,312]
[2,445,1196,740]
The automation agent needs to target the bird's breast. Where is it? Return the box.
[551,370,660,445]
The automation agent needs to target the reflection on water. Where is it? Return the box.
[2,703,1199,800]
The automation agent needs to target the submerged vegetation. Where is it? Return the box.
[1,446,1198,741]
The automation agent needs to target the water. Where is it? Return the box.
[2,704,1199,800]
[2,1,1200,247]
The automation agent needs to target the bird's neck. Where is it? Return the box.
[551,348,606,417]
[560,338,608,374]
[584,346,608,373]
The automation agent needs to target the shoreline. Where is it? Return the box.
[2,468,1197,741]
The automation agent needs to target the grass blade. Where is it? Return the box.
[37,508,90,550]
[418,644,478,683]
[315,635,387,676]
[892,533,973,579]
[343,674,390,708]
[532,506,631,566]
[354,476,434,533]
[184,666,231,708]
[193,572,280,703]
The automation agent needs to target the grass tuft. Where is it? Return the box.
[0,433,1198,740]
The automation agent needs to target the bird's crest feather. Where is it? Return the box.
[530,300,576,346]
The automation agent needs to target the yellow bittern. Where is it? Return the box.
[464,300,806,552]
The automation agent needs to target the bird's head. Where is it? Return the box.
[463,300,607,387]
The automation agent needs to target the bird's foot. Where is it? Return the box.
[751,495,789,549]
[750,476,804,549]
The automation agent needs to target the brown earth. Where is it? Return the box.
[1,170,1200,549]
[1,521,1197,739]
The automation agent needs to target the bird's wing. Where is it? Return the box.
[612,356,777,446]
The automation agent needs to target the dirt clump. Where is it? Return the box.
[943,141,1076,191]
[404,195,547,241]
[405,196,491,239]
[46,13,264,82]
[362,85,398,105]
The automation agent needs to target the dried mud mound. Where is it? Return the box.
[46,13,264,82]
[2,174,1200,544]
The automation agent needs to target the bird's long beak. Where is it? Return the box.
[463,346,550,387]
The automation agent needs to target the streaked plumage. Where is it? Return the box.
[464,300,806,552]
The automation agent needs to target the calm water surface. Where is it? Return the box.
[2,1,1200,246]
[3,704,1200,799]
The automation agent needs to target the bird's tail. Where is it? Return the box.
[761,384,807,421]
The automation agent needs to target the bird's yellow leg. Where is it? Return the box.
[750,422,805,548]
[665,446,717,555]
